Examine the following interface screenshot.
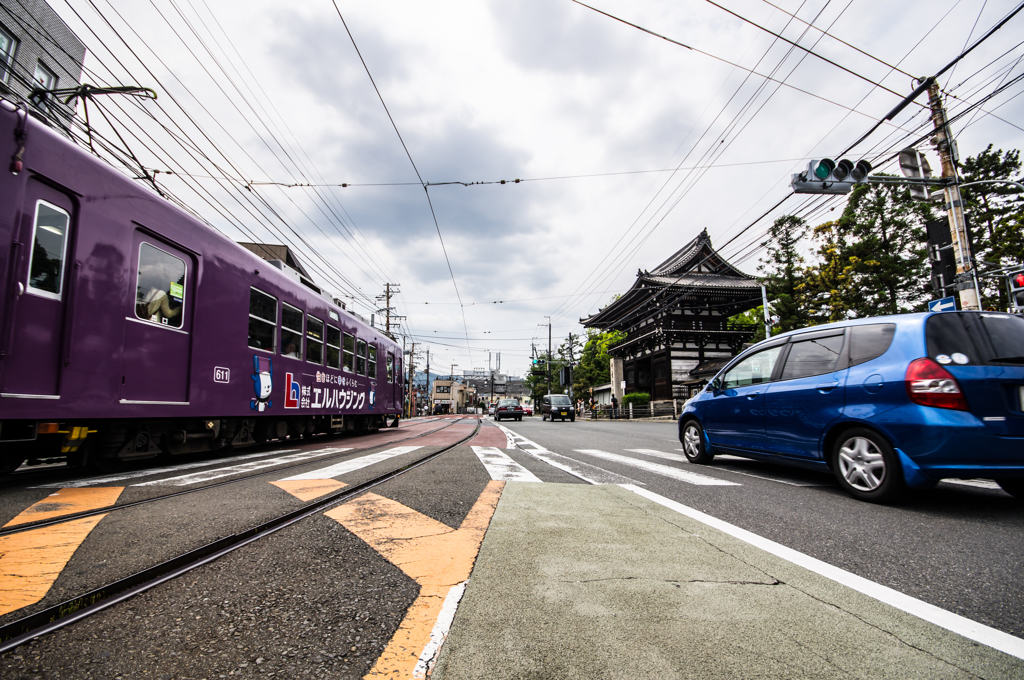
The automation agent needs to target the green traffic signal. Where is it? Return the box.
[814,158,835,180]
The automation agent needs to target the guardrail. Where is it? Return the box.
[584,402,680,420]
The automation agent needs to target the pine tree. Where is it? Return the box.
[757,214,810,332]
[800,220,864,323]
[838,179,932,316]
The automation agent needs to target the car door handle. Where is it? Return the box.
[816,382,840,392]
[745,393,760,399]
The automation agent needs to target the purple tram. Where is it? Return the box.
[0,101,403,472]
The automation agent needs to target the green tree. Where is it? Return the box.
[960,145,1024,307]
[727,305,766,343]
[758,214,809,332]
[839,179,932,316]
[800,220,865,324]
[570,329,625,397]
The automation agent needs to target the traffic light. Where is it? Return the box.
[1009,269,1024,313]
[791,158,872,195]
[923,218,957,297]
[899,147,936,202]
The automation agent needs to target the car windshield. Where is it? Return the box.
[550,396,571,405]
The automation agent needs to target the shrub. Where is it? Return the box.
[620,392,650,408]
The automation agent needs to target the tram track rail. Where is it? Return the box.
[0,418,464,539]
[0,417,482,651]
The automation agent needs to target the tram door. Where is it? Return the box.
[1,179,75,397]
[119,231,195,404]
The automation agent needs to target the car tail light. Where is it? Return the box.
[905,358,968,410]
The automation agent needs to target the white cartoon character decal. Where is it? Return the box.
[251,355,273,411]
[369,389,376,412]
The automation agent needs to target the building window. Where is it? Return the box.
[30,62,57,113]
[0,26,17,85]
[134,243,186,329]
[326,324,341,369]
[281,303,302,359]
[248,288,277,352]
[343,332,354,372]
[26,200,69,300]
[306,315,324,364]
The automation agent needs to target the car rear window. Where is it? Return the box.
[978,313,1024,363]
[925,312,1012,365]
[849,324,896,366]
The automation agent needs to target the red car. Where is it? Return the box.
[494,399,524,422]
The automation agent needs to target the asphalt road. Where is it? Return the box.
[496,416,1024,639]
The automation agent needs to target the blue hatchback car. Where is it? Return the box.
[678,311,1024,503]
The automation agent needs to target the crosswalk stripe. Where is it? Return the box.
[493,423,641,485]
[281,446,422,481]
[132,448,349,486]
[471,447,542,483]
[626,448,689,463]
[33,449,302,488]
[675,450,830,487]
[574,450,740,486]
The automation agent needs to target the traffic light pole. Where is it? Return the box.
[546,317,552,395]
[928,81,981,311]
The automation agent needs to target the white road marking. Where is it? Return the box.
[503,429,516,450]
[281,446,423,481]
[494,424,641,485]
[575,450,739,486]
[623,484,1024,661]
[34,449,302,488]
[942,479,1003,490]
[132,448,350,486]
[673,450,831,487]
[627,448,689,463]
[471,447,542,482]
[414,581,467,679]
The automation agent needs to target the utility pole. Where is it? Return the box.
[566,332,575,401]
[927,81,981,311]
[546,316,552,395]
[376,283,401,337]
[406,342,415,419]
[425,348,430,416]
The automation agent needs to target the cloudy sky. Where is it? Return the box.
[49,0,1024,375]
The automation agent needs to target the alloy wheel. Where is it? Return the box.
[837,436,886,491]
[683,425,701,459]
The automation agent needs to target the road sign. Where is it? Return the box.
[928,296,957,312]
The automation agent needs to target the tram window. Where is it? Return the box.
[342,333,354,372]
[281,303,303,359]
[387,352,395,383]
[356,339,367,376]
[326,324,341,369]
[368,345,377,378]
[248,288,277,351]
[307,316,324,364]
[135,243,186,329]
[27,201,70,299]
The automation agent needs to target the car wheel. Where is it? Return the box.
[570,416,575,422]
[681,420,713,464]
[997,479,1024,499]
[831,428,905,503]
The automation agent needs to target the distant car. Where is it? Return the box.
[679,311,1024,503]
[541,394,575,422]
[488,404,496,416]
[495,399,524,422]
[522,404,534,416]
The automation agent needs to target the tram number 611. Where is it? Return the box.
[214,367,230,383]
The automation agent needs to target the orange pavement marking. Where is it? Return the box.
[326,480,504,679]
[270,479,347,502]
[4,487,124,527]
[0,514,108,616]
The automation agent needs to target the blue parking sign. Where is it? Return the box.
[928,296,957,312]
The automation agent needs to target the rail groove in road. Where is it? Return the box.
[0,418,482,652]
[0,418,462,538]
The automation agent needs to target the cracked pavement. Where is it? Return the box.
[432,483,1024,680]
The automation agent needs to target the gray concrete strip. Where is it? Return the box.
[433,483,1024,679]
